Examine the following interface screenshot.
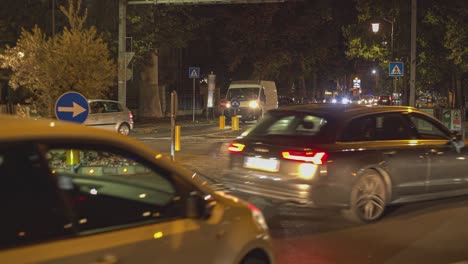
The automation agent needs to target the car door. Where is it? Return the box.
[408,113,468,193]
[341,113,430,198]
[0,142,220,264]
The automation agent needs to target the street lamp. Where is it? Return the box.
[371,17,396,96]
[372,69,379,93]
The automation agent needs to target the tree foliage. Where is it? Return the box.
[213,1,345,96]
[0,0,116,116]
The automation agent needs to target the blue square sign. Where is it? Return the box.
[189,67,200,79]
[389,62,404,77]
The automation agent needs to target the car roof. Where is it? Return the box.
[272,104,418,120]
[0,114,144,150]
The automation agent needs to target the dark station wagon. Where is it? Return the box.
[222,104,468,223]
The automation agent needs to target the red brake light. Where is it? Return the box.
[281,151,327,164]
[228,143,245,153]
[129,111,134,121]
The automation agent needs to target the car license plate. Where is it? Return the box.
[243,157,279,172]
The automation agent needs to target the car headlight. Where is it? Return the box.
[331,99,337,104]
[249,100,259,108]
[247,204,268,231]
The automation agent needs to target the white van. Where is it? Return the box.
[225,80,278,122]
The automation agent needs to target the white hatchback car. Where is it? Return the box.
[0,115,274,264]
[85,99,134,135]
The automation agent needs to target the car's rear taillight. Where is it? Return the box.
[281,150,327,165]
[129,111,134,122]
[228,143,245,153]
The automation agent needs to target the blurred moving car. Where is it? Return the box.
[0,115,274,264]
[222,104,467,223]
[85,99,134,135]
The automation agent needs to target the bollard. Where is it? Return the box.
[175,125,181,151]
[232,116,239,131]
[219,116,226,129]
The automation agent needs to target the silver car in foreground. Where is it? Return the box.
[84,99,134,135]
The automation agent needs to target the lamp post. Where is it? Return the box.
[371,17,396,96]
[372,69,378,93]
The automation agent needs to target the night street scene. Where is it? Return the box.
[1,0,468,263]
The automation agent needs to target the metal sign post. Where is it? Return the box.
[170,90,178,161]
[189,67,200,123]
[193,78,196,122]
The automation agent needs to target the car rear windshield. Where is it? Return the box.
[245,111,333,139]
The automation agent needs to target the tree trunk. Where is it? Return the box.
[139,50,162,118]
[455,71,463,108]
[297,76,306,101]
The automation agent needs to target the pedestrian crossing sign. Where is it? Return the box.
[389,62,404,77]
[189,67,200,79]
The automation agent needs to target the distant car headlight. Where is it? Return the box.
[342,98,349,104]
[249,100,259,108]
[331,99,337,104]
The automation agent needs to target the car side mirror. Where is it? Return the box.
[186,192,216,219]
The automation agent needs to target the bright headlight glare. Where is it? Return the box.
[226,103,231,108]
[249,100,259,108]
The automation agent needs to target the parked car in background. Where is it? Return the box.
[85,99,133,135]
[377,95,392,105]
[222,104,467,223]
[0,115,274,264]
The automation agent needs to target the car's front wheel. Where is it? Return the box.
[118,123,131,136]
[342,170,387,223]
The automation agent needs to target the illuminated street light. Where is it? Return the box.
[371,17,396,96]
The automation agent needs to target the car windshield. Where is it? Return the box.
[226,88,259,101]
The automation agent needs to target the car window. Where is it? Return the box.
[374,114,411,140]
[341,116,375,142]
[341,113,412,141]
[46,147,181,234]
[90,101,105,114]
[104,102,122,113]
[408,114,450,140]
[248,113,328,136]
[0,144,72,249]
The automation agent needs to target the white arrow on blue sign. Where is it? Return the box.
[55,92,89,123]
[189,67,200,79]
[389,62,404,77]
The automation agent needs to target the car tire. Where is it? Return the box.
[241,250,270,264]
[118,123,131,136]
[241,256,269,264]
[342,170,387,223]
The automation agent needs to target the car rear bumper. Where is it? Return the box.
[221,170,348,209]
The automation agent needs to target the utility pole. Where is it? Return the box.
[409,0,417,107]
[118,0,127,107]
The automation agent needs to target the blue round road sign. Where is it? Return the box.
[230,98,241,109]
[55,92,89,123]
